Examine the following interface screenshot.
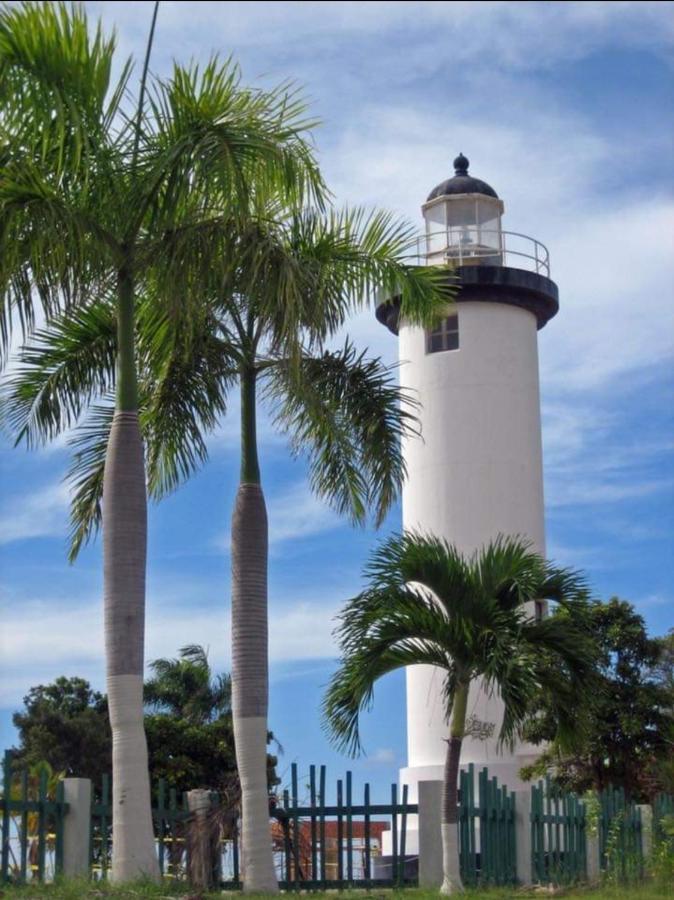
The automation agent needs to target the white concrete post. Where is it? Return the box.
[514,789,532,885]
[187,788,219,889]
[586,832,600,884]
[62,778,92,877]
[418,780,443,888]
[637,805,653,861]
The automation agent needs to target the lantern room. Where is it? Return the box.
[422,152,504,265]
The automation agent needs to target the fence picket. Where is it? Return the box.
[19,769,28,882]
[390,782,398,885]
[363,782,371,888]
[318,765,326,886]
[309,764,317,882]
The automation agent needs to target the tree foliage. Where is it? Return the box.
[12,677,111,783]
[323,533,596,756]
[521,598,674,800]
[10,648,279,799]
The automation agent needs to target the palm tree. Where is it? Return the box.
[0,2,324,882]
[6,198,448,889]
[145,644,231,725]
[322,533,597,894]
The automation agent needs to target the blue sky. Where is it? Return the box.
[1,1,673,802]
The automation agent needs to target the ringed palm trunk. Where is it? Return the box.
[103,264,159,882]
[441,682,469,895]
[231,367,278,893]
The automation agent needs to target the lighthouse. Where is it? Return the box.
[376,154,559,804]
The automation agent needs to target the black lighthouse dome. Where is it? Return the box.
[426,153,498,201]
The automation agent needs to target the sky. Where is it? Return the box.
[1,0,673,803]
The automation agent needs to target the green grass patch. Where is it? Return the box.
[1,883,673,900]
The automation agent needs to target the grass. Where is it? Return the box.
[0,882,672,900]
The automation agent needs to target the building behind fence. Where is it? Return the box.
[1,750,671,889]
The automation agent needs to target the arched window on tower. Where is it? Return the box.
[426,313,459,354]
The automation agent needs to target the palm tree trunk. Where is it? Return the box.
[231,367,278,893]
[441,682,469,895]
[104,265,158,882]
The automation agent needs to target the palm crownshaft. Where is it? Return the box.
[323,533,596,893]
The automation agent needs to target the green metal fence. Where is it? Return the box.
[531,778,587,884]
[0,751,67,884]
[459,763,517,886]
[599,785,642,881]
[91,763,417,889]
[90,774,192,881]
[653,792,674,845]
[264,762,416,890]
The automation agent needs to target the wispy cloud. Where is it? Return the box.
[365,747,396,766]
[268,483,342,545]
[0,482,69,545]
[0,586,342,707]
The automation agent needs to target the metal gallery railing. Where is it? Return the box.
[406,228,551,276]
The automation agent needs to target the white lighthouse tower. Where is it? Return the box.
[376,154,559,808]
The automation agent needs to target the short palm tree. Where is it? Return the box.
[145,645,231,725]
[0,1,324,882]
[322,533,596,894]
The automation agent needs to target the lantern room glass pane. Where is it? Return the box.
[425,203,446,254]
[476,201,502,251]
[445,198,476,230]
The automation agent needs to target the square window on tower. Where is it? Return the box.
[426,313,459,354]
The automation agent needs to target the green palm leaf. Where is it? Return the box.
[323,534,597,756]
[269,341,418,526]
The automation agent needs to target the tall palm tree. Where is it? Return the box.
[5,200,448,889]
[145,644,231,725]
[0,2,324,882]
[322,534,597,894]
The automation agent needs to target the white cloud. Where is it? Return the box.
[0,587,341,707]
[267,482,341,544]
[636,593,672,610]
[365,747,396,765]
[0,481,70,544]
[89,2,674,78]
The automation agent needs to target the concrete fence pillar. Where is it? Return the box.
[637,804,653,860]
[513,789,532,885]
[62,778,92,877]
[186,788,220,889]
[586,832,600,884]
[418,780,443,888]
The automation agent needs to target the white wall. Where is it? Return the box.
[399,299,545,789]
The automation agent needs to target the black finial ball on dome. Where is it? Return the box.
[453,153,469,175]
[426,152,498,201]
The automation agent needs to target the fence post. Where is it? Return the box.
[513,789,531,886]
[62,778,92,878]
[637,805,652,861]
[186,788,219,890]
[586,831,600,884]
[418,780,443,888]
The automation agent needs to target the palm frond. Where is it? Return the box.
[0,165,117,355]
[323,635,454,757]
[3,300,116,447]
[0,1,129,178]
[142,57,325,233]
[269,341,417,526]
[65,402,114,562]
[138,301,238,499]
